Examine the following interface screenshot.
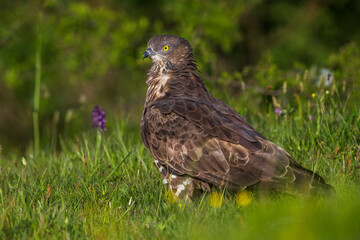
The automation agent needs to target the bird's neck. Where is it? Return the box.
[145,61,209,107]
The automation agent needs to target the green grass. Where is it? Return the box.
[1,91,359,239]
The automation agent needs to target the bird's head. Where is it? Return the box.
[143,35,194,69]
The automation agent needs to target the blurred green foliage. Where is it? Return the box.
[0,0,359,151]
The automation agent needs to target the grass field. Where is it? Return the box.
[1,85,360,239]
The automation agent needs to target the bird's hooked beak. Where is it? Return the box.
[142,48,155,60]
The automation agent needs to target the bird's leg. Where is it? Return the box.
[154,160,197,202]
[168,175,195,202]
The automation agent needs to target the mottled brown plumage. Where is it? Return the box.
[141,35,332,199]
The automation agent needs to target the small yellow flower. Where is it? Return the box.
[236,191,253,207]
[325,90,329,95]
[209,192,224,208]
[178,203,185,210]
[311,93,316,98]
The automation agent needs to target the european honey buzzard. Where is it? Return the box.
[141,35,332,200]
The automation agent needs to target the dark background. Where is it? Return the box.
[0,0,359,152]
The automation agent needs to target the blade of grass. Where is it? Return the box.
[102,151,132,184]
[33,12,43,157]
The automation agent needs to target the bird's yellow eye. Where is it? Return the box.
[163,45,169,51]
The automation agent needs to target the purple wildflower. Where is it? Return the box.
[309,115,313,121]
[92,106,107,131]
[275,108,282,116]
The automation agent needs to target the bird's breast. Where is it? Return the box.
[145,74,170,106]
[153,74,170,97]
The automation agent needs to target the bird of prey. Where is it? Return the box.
[141,35,332,200]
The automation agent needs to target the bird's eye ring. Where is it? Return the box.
[163,45,169,51]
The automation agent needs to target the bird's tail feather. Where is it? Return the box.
[255,161,334,195]
[288,161,334,195]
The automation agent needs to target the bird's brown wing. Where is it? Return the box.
[141,98,295,190]
[153,98,266,151]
